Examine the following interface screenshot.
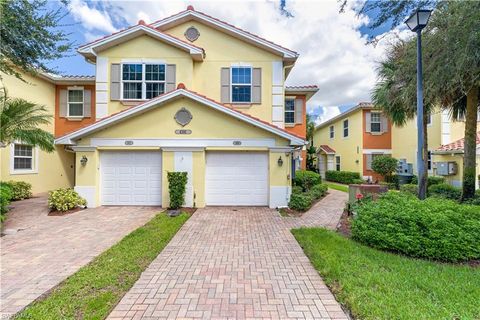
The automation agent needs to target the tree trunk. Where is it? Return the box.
[418,108,429,199]
[462,86,479,200]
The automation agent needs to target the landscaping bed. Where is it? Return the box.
[15,212,190,320]
[286,170,329,214]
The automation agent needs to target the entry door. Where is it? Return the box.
[100,151,162,205]
[205,152,268,206]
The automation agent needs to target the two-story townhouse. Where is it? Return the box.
[313,102,391,182]
[1,6,319,208]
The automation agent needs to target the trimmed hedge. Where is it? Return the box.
[288,183,328,211]
[428,183,462,200]
[351,192,480,262]
[48,188,87,212]
[0,184,13,221]
[167,172,188,209]
[325,170,360,184]
[411,175,445,187]
[293,170,321,192]
[1,180,32,201]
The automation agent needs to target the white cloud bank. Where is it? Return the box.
[68,0,408,124]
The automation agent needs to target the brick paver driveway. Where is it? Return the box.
[109,190,348,319]
[0,196,159,317]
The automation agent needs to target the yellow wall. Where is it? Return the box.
[313,109,363,174]
[192,150,206,207]
[0,73,74,193]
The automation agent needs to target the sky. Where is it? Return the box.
[46,0,412,125]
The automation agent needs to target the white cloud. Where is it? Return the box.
[69,0,117,34]
[71,0,403,124]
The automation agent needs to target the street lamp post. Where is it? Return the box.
[405,9,432,200]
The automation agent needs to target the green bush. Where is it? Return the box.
[288,193,312,211]
[309,183,328,199]
[463,190,480,205]
[1,181,33,200]
[352,178,364,185]
[351,192,480,262]
[292,186,303,194]
[325,170,361,184]
[411,175,445,187]
[371,156,398,180]
[428,183,462,200]
[293,170,321,192]
[167,171,188,209]
[400,183,418,195]
[48,188,87,212]
[0,184,13,221]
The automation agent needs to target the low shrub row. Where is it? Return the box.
[351,191,480,262]
[400,182,480,205]
[325,170,361,185]
[410,175,445,187]
[289,183,328,211]
[0,180,32,201]
[48,189,87,212]
[293,170,321,192]
[0,184,13,222]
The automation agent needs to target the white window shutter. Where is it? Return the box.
[220,68,230,103]
[166,64,176,92]
[59,89,68,117]
[365,111,371,133]
[110,64,121,100]
[83,89,91,117]
[252,68,261,103]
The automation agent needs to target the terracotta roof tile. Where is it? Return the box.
[319,145,335,154]
[285,85,318,90]
[435,132,480,152]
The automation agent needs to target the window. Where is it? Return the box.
[285,99,295,124]
[122,63,165,100]
[427,151,432,170]
[367,153,384,171]
[329,125,334,139]
[68,89,84,117]
[343,119,349,137]
[370,113,381,132]
[13,144,33,170]
[335,156,341,171]
[426,112,432,125]
[231,67,251,103]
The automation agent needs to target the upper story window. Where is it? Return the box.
[231,67,251,103]
[370,112,382,133]
[343,119,349,137]
[68,89,84,117]
[285,99,295,124]
[122,63,165,100]
[329,125,334,139]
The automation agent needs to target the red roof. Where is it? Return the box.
[435,132,480,152]
[285,85,318,90]
[319,145,336,154]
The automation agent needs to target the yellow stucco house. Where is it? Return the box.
[1,6,320,208]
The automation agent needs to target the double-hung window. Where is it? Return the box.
[68,89,84,117]
[370,112,381,133]
[231,67,251,103]
[13,144,33,171]
[122,63,165,100]
[343,119,349,137]
[335,156,341,171]
[329,125,334,139]
[285,99,295,124]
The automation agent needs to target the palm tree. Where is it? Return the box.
[0,88,55,152]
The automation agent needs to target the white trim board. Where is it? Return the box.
[54,89,305,146]
[89,138,277,148]
[362,149,392,154]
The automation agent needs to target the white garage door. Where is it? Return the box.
[206,152,268,206]
[100,151,162,205]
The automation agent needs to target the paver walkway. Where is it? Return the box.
[0,196,159,317]
[108,190,348,319]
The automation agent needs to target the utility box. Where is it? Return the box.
[397,159,413,175]
[436,161,458,176]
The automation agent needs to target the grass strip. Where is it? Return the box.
[325,181,349,193]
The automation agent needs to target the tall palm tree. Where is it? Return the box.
[0,88,54,152]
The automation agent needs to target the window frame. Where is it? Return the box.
[335,156,341,171]
[230,66,252,103]
[121,63,166,101]
[329,125,335,139]
[67,87,84,118]
[343,119,349,138]
[10,143,38,174]
[284,98,295,124]
[370,112,382,133]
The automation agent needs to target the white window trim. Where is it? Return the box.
[284,97,295,124]
[343,119,349,138]
[230,66,252,104]
[67,86,84,118]
[120,62,166,101]
[329,125,335,139]
[10,143,39,175]
[370,112,382,133]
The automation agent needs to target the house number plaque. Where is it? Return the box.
[175,129,192,135]
[125,140,134,145]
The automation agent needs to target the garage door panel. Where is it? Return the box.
[206,152,268,206]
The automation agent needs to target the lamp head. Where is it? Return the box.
[405,9,432,32]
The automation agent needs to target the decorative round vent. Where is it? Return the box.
[184,26,200,42]
[174,108,193,127]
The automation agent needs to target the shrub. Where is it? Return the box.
[288,193,312,211]
[48,188,87,212]
[428,183,462,200]
[400,183,418,195]
[351,192,480,262]
[2,181,33,200]
[463,190,480,205]
[352,179,364,185]
[292,186,303,194]
[309,183,328,200]
[167,171,188,209]
[371,156,398,181]
[293,170,321,192]
[0,184,13,221]
[411,175,445,187]
[325,170,361,184]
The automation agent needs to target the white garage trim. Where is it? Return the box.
[205,152,269,206]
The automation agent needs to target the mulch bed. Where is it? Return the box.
[48,207,85,216]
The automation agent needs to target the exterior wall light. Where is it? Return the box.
[278,156,284,167]
[80,155,88,166]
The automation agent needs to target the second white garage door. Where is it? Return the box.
[205,152,269,206]
[100,151,162,205]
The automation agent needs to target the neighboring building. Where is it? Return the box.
[0,6,319,208]
[314,103,480,189]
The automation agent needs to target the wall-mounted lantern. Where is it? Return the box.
[277,156,284,167]
[80,155,88,166]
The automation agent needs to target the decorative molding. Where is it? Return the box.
[162,147,204,152]
[184,26,200,42]
[174,107,193,126]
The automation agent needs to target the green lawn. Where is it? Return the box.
[292,228,480,320]
[15,212,190,320]
[325,181,349,193]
